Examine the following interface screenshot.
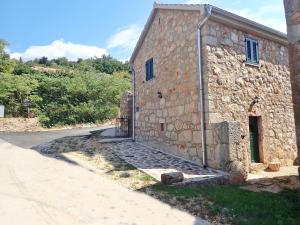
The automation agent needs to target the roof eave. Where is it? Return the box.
[129,8,157,64]
[129,3,204,64]
[210,6,288,45]
[129,3,288,64]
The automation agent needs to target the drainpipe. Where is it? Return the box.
[129,64,136,141]
[197,5,213,168]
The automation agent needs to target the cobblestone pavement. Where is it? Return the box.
[103,141,228,186]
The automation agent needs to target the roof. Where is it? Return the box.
[129,3,288,64]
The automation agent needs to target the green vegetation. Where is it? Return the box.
[151,184,300,225]
[0,39,16,74]
[0,39,131,127]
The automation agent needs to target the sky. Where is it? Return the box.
[0,0,286,61]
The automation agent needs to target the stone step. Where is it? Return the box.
[250,163,268,173]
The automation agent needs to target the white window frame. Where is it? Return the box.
[245,37,259,65]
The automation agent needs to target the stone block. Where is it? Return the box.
[178,130,192,142]
[230,32,238,42]
[177,105,184,115]
[149,114,156,123]
[226,161,247,184]
[161,172,184,185]
[268,162,281,171]
[159,118,165,123]
[206,35,218,46]
[192,131,201,144]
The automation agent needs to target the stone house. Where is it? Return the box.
[128,3,298,172]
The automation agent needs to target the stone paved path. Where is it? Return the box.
[103,141,227,186]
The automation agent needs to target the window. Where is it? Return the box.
[245,38,259,64]
[160,123,164,132]
[145,58,154,81]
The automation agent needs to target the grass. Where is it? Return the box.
[151,184,300,225]
[139,174,154,182]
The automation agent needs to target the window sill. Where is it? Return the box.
[245,62,260,68]
[145,76,155,82]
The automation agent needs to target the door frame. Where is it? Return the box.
[249,116,264,163]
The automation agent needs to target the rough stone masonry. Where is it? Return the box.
[130,4,298,173]
[284,0,300,200]
[203,19,297,169]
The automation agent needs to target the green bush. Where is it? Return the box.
[0,73,40,117]
[0,39,131,127]
[0,69,130,127]
[35,72,130,127]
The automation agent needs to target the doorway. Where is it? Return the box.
[249,116,260,163]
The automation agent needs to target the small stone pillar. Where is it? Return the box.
[119,91,133,136]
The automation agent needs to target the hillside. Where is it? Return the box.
[0,39,131,127]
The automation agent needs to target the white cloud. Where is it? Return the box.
[107,24,142,51]
[227,3,286,33]
[184,0,210,4]
[10,39,107,61]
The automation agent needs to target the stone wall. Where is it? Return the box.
[284,0,300,202]
[208,121,242,170]
[133,7,298,171]
[133,9,205,163]
[120,91,133,119]
[203,20,298,169]
[119,91,133,137]
[284,0,300,165]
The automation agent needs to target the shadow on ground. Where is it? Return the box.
[30,129,151,188]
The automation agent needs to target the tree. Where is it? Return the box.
[13,61,32,75]
[0,39,16,73]
[0,38,131,127]
[38,56,49,66]
[52,57,69,66]
[91,55,128,74]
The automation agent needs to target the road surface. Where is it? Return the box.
[0,128,209,225]
[0,126,111,148]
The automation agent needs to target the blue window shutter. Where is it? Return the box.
[150,59,153,79]
[147,61,151,80]
[253,41,259,63]
[145,62,148,81]
[246,39,252,62]
[145,58,154,81]
[245,38,259,64]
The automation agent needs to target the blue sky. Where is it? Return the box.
[0,0,286,61]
